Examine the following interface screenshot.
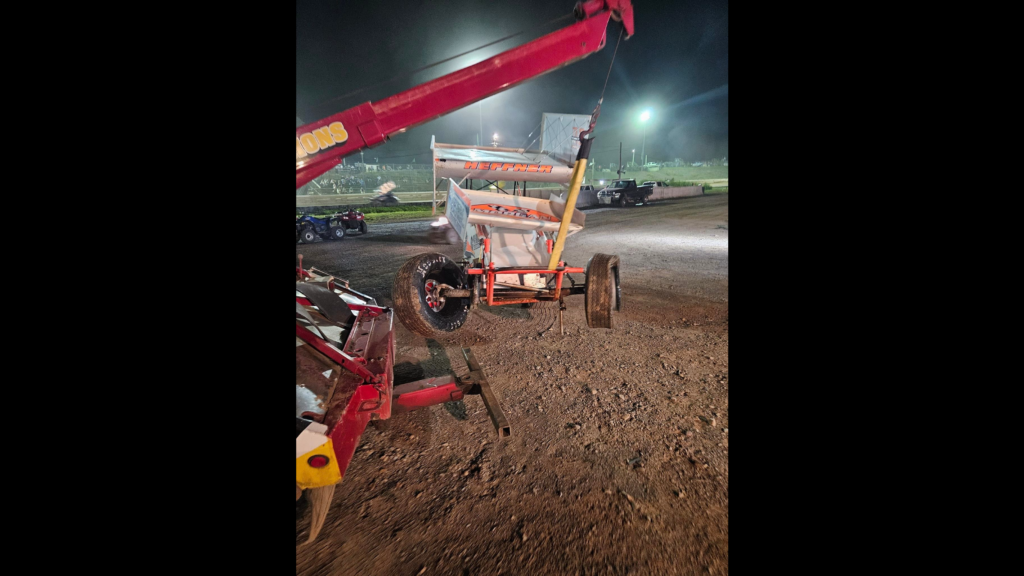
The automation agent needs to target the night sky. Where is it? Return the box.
[296,0,728,167]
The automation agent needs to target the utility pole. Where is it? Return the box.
[632,149,635,166]
[618,142,623,179]
[641,124,647,167]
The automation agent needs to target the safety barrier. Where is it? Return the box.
[649,186,704,200]
[537,186,703,208]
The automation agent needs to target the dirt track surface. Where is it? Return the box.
[296,194,729,575]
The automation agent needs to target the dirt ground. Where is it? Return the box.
[296,193,729,575]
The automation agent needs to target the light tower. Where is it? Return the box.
[639,110,651,167]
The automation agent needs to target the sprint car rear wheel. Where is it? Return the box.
[585,253,620,329]
[393,253,470,338]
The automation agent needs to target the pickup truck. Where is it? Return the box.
[596,179,653,207]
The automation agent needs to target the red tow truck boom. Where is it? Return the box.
[295,0,634,189]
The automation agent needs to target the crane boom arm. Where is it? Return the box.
[296,0,634,189]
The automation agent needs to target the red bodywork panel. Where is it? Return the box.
[296,0,634,188]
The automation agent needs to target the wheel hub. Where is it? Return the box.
[423,280,446,311]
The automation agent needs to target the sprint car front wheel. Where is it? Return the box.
[393,253,470,338]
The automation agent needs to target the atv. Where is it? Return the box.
[297,214,346,244]
[335,206,369,235]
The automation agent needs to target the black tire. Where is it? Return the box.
[618,195,627,208]
[585,253,621,329]
[330,226,345,241]
[296,231,301,244]
[359,221,368,235]
[301,228,317,244]
[393,253,470,337]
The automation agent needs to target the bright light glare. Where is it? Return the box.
[599,180,605,185]
[640,111,651,122]
[493,133,499,139]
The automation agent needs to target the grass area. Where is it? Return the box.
[303,167,729,195]
[590,166,728,186]
[301,205,434,223]
[355,204,430,214]
[363,209,433,222]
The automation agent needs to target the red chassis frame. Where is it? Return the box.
[460,237,586,307]
[469,264,587,306]
[296,268,507,484]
